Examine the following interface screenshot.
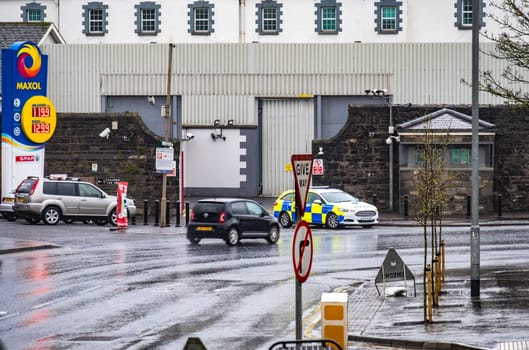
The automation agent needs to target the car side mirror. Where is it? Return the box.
[313,200,322,206]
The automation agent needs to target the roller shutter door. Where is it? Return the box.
[261,99,314,196]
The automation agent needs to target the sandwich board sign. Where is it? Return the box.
[291,154,313,216]
[375,248,416,297]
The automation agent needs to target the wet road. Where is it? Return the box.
[1,220,528,349]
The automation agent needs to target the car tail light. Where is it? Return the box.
[219,212,225,223]
[29,179,39,195]
[190,209,196,222]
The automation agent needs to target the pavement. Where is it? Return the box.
[2,206,529,350]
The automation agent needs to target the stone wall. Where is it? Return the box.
[312,104,529,215]
[44,113,180,213]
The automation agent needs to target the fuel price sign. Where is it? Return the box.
[21,95,57,144]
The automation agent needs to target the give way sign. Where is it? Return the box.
[292,220,313,283]
[291,154,313,216]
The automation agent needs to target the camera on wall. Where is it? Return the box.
[147,96,156,105]
[99,127,111,139]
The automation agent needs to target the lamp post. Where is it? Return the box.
[160,43,175,227]
[365,89,395,211]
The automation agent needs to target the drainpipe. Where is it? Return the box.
[239,0,246,43]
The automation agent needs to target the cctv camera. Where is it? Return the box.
[386,137,393,145]
[99,127,111,139]
[186,133,194,140]
[147,96,155,105]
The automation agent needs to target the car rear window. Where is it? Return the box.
[193,202,225,222]
[17,178,38,193]
[43,182,77,196]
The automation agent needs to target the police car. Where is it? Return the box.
[273,187,378,229]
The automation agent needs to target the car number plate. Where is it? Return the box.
[359,217,374,222]
[197,226,213,231]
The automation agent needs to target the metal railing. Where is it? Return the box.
[268,339,343,350]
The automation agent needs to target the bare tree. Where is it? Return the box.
[479,0,529,106]
[413,117,453,323]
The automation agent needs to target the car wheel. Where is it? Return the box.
[25,217,40,224]
[326,212,340,229]
[266,225,280,244]
[5,213,17,222]
[362,225,373,229]
[279,211,292,228]
[109,208,117,226]
[42,206,61,225]
[189,237,201,245]
[95,219,108,226]
[225,227,240,246]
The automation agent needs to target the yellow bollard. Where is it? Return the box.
[441,240,446,282]
[426,264,433,322]
[435,254,441,303]
[321,293,348,350]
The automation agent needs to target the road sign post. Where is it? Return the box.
[292,219,313,341]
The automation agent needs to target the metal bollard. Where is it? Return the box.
[175,201,181,227]
[165,200,171,226]
[426,264,433,323]
[466,195,471,218]
[143,200,149,225]
[440,240,446,282]
[154,200,160,226]
[497,193,503,217]
[372,193,377,208]
[403,195,409,219]
[185,202,190,226]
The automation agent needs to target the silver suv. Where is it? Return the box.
[14,176,136,225]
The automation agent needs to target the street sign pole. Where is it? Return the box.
[291,154,313,340]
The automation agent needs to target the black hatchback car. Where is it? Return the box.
[187,198,280,246]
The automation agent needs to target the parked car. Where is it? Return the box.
[187,198,280,246]
[273,187,379,229]
[13,176,136,225]
[0,190,18,221]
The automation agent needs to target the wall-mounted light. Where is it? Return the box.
[227,119,234,127]
[214,119,221,127]
[365,88,388,96]
[211,132,226,141]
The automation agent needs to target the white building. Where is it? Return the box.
[1,0,498,44]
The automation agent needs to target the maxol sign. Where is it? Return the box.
[1,41,56,197]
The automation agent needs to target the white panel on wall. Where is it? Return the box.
[182,128,242,188]
[261,98,314,196]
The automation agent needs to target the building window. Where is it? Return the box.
[188,1,215,35]
[256,0,283,35]
[82,2,108,36]
[451,147,470,166]
[135,2,161,35]
[455,0,485,29]
[375,0,402,34]
[21,3,46,22]
[315,0,342,34]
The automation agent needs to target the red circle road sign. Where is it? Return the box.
[292,220,313,283]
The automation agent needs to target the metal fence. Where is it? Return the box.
[268,339,343,350]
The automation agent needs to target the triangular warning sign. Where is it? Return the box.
[291,154,313,216]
